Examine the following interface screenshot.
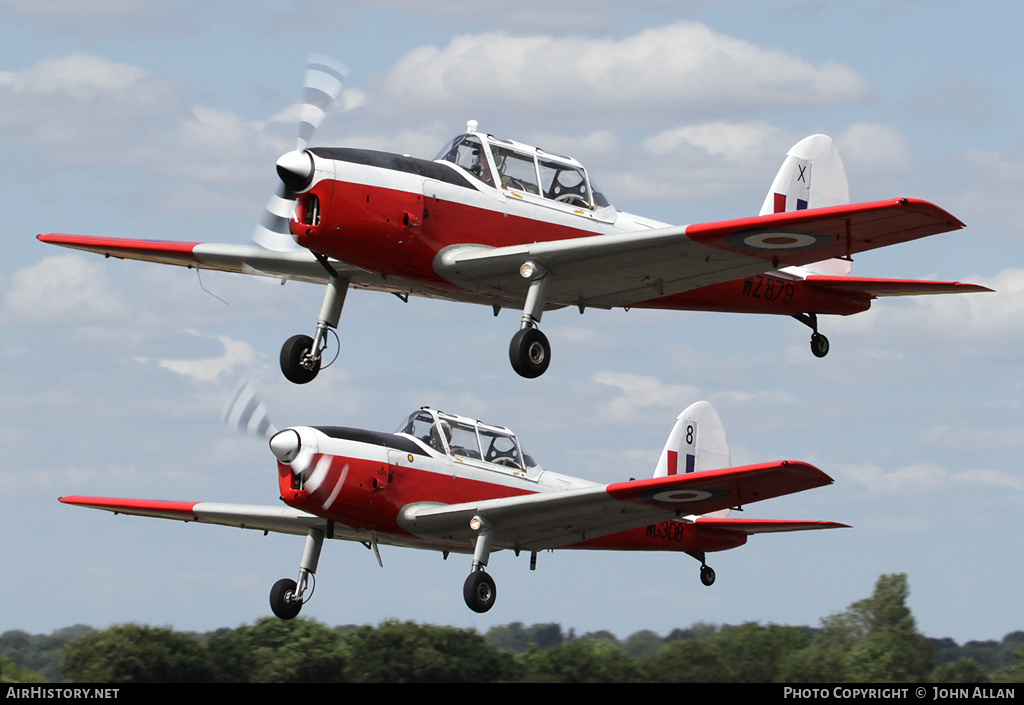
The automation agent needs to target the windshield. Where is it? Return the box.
[397,409,530,469]
[436,134,494,186]
[437,133,609,209]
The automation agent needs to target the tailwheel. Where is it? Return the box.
[509,327,551,379]
[463,570,497,613]
[700,564,716,587]
[270,578,303,619]
[280,334,321,385]
[792,313,830,359]
[810,332,830,359]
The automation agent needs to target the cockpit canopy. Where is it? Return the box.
[397,407,537,471]
[436,131,611,210]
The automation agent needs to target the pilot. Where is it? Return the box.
[429,420,453,453]
[470,148,494,187]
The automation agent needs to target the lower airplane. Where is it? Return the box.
[61,394,847,617]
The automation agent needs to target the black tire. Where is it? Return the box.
[270,578,302,619]
[463,571,497,613]
[810,332,830,359]
[280,334,320,384]
[700,565,716,587]
[509,327,551,378]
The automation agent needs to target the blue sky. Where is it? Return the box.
[2,1,1022,646]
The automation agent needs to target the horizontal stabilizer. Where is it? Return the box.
[805,275,992,297]
[694,517,849,534]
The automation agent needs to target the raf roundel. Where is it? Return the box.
[727,228,834,252]
[641,487,728,505]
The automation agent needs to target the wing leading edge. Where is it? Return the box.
[59,496,325,537]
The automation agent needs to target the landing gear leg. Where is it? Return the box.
[688,551,716,587]
[281,276,349,384]
[509,263,551,378]
[463,516,497,613]
[270,527,325,619]
[792,313,830,358]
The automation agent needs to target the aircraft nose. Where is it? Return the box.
[269,429,302,463]
[276,150,315,193]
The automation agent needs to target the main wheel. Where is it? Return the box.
[810,332,830,359]
[509,327,551,378]
[700,565,716,587]
[463,571,497,613]
[270,578,302,619]
[280,334,321,384]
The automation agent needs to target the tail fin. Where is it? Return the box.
[654,401,731,479]
[760,134,852,276]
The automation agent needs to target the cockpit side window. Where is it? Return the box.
[538,160,591,208]
[479,427,524,469]
[446,419,482,460]
[491,145,540,195]
[438,134,494,186]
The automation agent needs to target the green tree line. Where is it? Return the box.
[2,574,1022,683]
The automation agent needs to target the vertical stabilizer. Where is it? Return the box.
[761,134,852,276]
[653,401,731,479]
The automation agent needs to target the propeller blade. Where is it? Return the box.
[223,379,278,439]
[252,54,348,251]
[253,183,299,251]
[297,55,348,151]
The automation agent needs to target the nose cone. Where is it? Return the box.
[269,429,302,464]
[276,150,315,193]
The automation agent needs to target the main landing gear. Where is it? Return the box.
[793,312,830,359]
[508,261,552,379]
[689,551,717,587]
[463,515,499,612]
[280,274,349,385]
[270,527,325,619]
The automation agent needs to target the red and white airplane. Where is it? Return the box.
[38,57,988,381]
[61,393,847,617]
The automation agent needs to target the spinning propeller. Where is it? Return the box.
[222,379,325,480]
[252,55,348,252]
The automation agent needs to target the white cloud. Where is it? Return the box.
[838,122,917,174]
[843,268,1024,344]
[0,254,130,325]
[140,332,265,383]
[591,370,700,421]
[379,23,869,127]
[646,121,787,162]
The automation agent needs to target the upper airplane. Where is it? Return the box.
[38,56,989,382]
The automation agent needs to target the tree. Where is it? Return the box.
[206,617,346,683]
[1,656,47,683]
[62,624,212,683]
[517,637,642,683]
[930,658,990,683]
[341,620,515,683]
[485,622,564,653]
[778,573,932,683]
[643,622,808,682]
[622,629,666,659]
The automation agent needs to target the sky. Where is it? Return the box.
[2,0,1022,646]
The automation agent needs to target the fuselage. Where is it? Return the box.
[271,409,748,557]
[285,136,870,317]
